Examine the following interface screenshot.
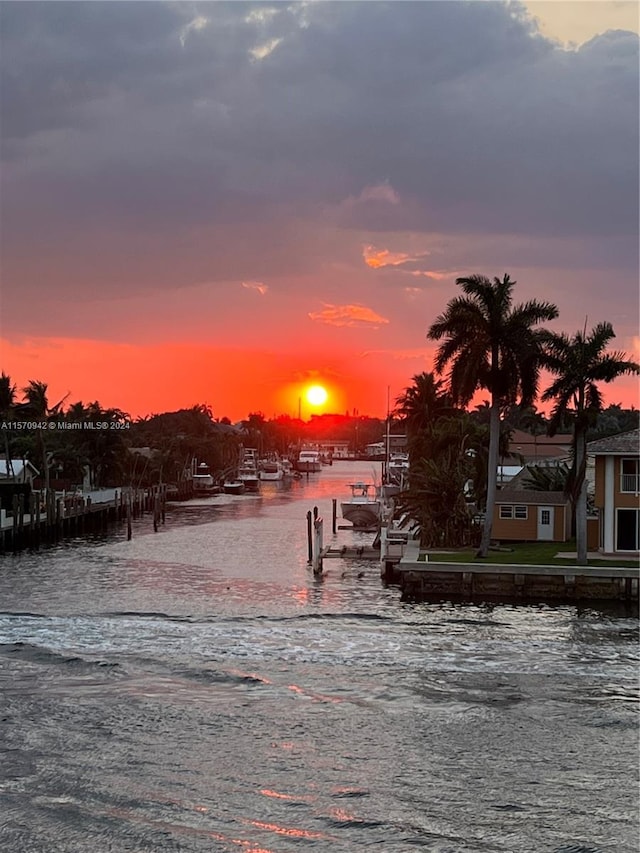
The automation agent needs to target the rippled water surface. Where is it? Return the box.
[1,462,638,852]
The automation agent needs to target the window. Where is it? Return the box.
[499,505,528,520]
[620,458,640,494]
[540,509,551,525]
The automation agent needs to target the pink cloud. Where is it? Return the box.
[308,303,390,328]
[242,281,269,295]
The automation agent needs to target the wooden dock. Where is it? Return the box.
[0,485,168,553]
[321,545,383,560]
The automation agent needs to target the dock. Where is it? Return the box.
[0,485,167,553]
[321,545,383,560]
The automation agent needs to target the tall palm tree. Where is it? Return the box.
[428,274,558,557]
[0,372,17,477]
[19,380,67,494]
[541,321,639,565]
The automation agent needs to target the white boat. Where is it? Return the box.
[192,461,218,496]
[296,449,322,473]
[237,448,260,492]
[387,453,409,486]
[280,458,294,477]
[223,479,245,495]
[341,482,382,528]
[259,453,284,481]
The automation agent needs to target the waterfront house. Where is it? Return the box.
[492,489,572,543]
[588,428,640,555]
[0,458,39,485]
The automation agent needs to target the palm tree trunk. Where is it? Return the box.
[478,398,501,557]
[574,427,588,566]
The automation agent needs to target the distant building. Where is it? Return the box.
[0,459,40,485]
[507,429,572,463]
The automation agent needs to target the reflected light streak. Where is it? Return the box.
[260,789,314,803]
[246,819,327,840]
[287,683,345,704]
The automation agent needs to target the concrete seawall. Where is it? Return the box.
[385,539,639,602]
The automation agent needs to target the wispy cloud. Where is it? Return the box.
[360,347,433,361]
[242,281,269,295]
[363,244,433,270]
[309,304,389,328]
[179,15,209,47]
[407,269,450,280]
[363,246,413,269]
[250,37,283,61]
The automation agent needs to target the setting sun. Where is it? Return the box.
[306,384,328,406]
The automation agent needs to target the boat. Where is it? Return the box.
[280,458,294,477]
[259,453,284,481]
[192,461,218,496]
[341,482,382,528]
[223,479,245,495]
[387,453,409,487]
[296,449,322,473]
[237,448,260,492]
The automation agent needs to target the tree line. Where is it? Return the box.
[0,385,388,493]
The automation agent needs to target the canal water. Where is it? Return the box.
[0,462,637,852]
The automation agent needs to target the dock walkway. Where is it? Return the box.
[0,485,166,552]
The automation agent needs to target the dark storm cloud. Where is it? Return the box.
[1,1,638,290]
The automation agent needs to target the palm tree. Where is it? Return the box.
[19,380,67,494]
[541,321,639,565]
[427,274,558,557]
[0,372,17,477]
[394,372,454,438]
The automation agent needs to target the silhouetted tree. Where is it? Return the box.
[542,321,639,564]
[428,274,558,557]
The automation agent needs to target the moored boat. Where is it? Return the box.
[296,449,322,473]
[259,453,284,481]
[341,482,382,528]
[223,479,245,495]
[238,448,260,492]
[192,461,218,496]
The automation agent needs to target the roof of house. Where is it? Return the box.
[0,459,40,477]
[495,489,570,506]
[507,429,572,461]
[587,428,640,456]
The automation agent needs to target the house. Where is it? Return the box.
[0,459,40,485]
[507,429,573,463]
[588,429,640,555]
[315,440,351,459]
[492,489,572,543]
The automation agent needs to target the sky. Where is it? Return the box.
[1,0,638,423]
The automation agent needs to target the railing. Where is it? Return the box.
[620,473,640,494]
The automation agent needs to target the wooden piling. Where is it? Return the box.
[306,510,313,563]
[313,516,324,576]
[332,498,337,534]
[29,493,35,547]
[12,495,19,552]
[127,498,132,540]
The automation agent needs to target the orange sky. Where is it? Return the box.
[2,331,638,423]
[1,2,638,422]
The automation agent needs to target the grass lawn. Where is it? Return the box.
[423,540,640,569]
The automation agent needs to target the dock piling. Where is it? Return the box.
[306,510,313,563]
